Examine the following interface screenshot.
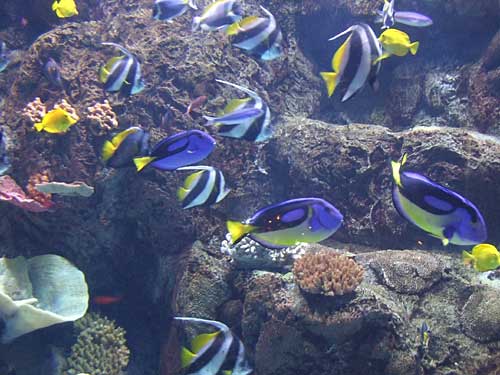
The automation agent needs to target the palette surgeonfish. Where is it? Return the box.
[174,317,252,375]
[226,6,283,61]
[177,166,230,209]
[153,0,198,22]
[102,127,149,168]
[391,153,487,246]
[192,0,243,32]
[207,79,273,142]
[321,23,382,102]
[100,42,145,96]
[374,28,419,63]
[378,0,395,29]
[227,197,343,249]
[133,130,216,172]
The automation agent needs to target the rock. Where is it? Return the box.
[361,250,443,294]
[460,286,500,343]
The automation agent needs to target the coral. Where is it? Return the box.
[26,170,52,206]
[53,99,80,122]
[86,100,118,135]
[293,250,364,296]
[64,312,130,375]
[21,97,46,124]
[0,175,53,212]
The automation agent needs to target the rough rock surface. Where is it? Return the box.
[460,286,500,343]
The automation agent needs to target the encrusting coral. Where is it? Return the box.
[64,312,130,375]
[21,97,46,123]
[54,99,80,122]
[86,100,118,135]
[26,170,52,206]
[293,250,364,296]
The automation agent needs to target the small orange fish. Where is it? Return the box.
[185,95,207,116]
[92,295,123,305]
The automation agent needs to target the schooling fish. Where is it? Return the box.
[52,0,79,18]
[226,6,283,61]
[100,42,145,96]
[102,127,149,168]
[378,0,395,29]
[34,108,78,133]
[463,244,500,272]
[376,11,433,28]
[227,197,343,249]
[204,107,263,126]
[192,0,243,32]
[177,166,230,209]
[133,130,216,172]
[153,0,198,22]
[175,317,253,375]
[321,23,382,101]
[374,28,419,64]
[209,79,273,142]
[391,153,487,246]
[42,57,64,89]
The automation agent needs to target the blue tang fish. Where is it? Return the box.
[134,130,215,171]
[391,153,487,246]
[227,197,343,249]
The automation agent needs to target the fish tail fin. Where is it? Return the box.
[188,0,198,10]
[133,156,155,172]
[227,220,255,245]
[192,17,201,31]
[391,153,407,187]
[410,41,419,55]
[462,250,474,267]
[320,72,338,97]
[180,347,197,368]
[101,141,116,162]
[34,122,44,132]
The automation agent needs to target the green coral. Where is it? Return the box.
[64,312,130,375]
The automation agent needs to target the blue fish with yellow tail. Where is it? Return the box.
[227,197,343,249]
[175,317,252,375]
[102,127,149,168]
[133,130,215,172]
[153,0,198,22]
[391,153,487,246]
[177,166,230,209]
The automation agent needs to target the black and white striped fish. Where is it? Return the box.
[192,0,243,32]
[208,79,273,142]
[175,317,252,375]
[152,0,197,22]
[176,166,230,209]
[321,23,382,102]
[100,42,145,96]
[226,6,283,61]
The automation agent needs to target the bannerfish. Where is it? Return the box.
[391,153,487,246]
[192,0,243,32]
[204,107,263,126]
[133,130,216,172]
[153,0,198,22]
[463,244,500,272]
[208,79,273,142]
[100,42,145,96]
[42,57,64,89]
[52,0,78,18]
[418,322,430,349]
[376,11,433,28]
[177,166,230,209]
[227,197,343,249]
[34,108,78,133]
[175,317,253,375]
[0,41,12,73]
[321,23,382,102]
[378,0,395,29]
[374,28,419,63]
[226,6,283,61]
[102,127,149,168]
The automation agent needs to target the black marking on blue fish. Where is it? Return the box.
[249,201,309,232]
[154,1,186,20]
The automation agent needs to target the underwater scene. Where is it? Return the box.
[0,0,499,374]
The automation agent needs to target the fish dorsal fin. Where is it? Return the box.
[111,128,138,148]
[184,171,203,188]
[181,347,197,368]
[223,97,251,114]
[100,56,124,82]
[227,15,260,35]
[332,35,351,71]
[191,331,220,354]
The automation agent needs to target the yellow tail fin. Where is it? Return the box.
[101,141,116,162]
[133,156,155,172]
[34,122,44,132]
[227,220,256,244]
[410,41,419,55]
[320,72,338,97]
[180,347,197,369]
[462,250,474,266]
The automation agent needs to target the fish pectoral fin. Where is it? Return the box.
[373,53,391,65]
[320,72,338,97]
[410,41,419,55]
[180,347,197,368]
[227,220,256,244]
[133,156,156,172]
[442,226,455,241]
[462,250,474,266]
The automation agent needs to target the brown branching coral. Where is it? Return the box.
[22,97,46,123]
[26,170,52,207]
[86,100,118,135]
[293,251,364,296]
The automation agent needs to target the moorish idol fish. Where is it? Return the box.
[102,127,150,168]
[133,130,215,172]
[391,153,487,246]
[177,166,230,209]
[192,0,243,32]
[227,197,343,249]
[175,317,253,375]
[100,42,145,96]
[321,23,382,102]
[153,0,198,22]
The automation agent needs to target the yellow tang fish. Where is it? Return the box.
[34,108,78,134]
[374,28,419,64]
[52,0,79,18]
[463,244,500,272]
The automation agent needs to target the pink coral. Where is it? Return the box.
[0,176,53,212]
